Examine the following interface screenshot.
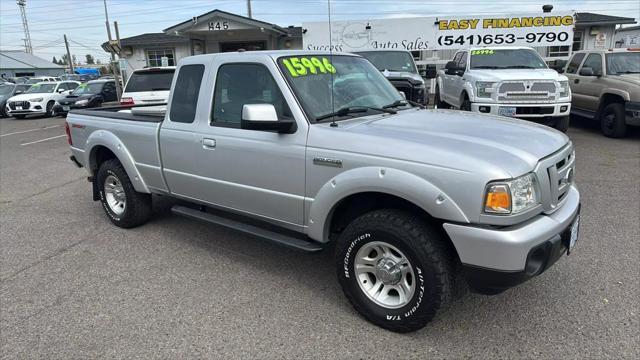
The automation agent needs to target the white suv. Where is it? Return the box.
[120,67,175,106]
[436,46,572,132]
[6,81,80,118]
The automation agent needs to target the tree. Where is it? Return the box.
[85,54,95,65]
[52,56,58,64]
[60,54,69,65]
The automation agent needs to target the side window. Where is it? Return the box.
[169,64,205,124]
[566,53,585,74]
[211,63,292,128]
[57,83,68,91]
[67,82,79,90]
[457,52,468,70]
[451,52,462,65]
[581,54,603,75]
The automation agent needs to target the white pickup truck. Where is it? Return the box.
[436,46,572,132]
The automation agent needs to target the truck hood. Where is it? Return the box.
[467,68,565,82]
[613,74,640,86]
[313,109,569,178]
[381,70,424,84]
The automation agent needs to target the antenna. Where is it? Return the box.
[16,0,33,54]
[327,0,338,128]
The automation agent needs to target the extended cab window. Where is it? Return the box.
[566,53,585,74]
[582,54,603,75]
[211,63,292,127]
[457,52,467,70]
[169,64,205,124]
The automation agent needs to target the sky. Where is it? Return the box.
[1,0,639,64]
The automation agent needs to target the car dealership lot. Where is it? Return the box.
[0,116,638,358]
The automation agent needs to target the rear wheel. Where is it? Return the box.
[97,159,152,228]
[335,209,455,333]
[600,103,627,138]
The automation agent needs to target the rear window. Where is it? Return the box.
[124,69,174,93]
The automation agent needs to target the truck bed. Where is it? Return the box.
[70,104,166,123]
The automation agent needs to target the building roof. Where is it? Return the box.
[617,25,640,32]
[103,33,189,49]
[163,9,289,35]
[575,12,636,26]
[0,51,64,70]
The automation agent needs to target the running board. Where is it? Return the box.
[171,205,323,252]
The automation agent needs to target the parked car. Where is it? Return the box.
[0,83,32,117]
[54,80,117,116]
[66,51,580,333]
[436,46,572,132]
[5,81,80,118]
[354,50,431,105]
[24,76,58,84]
[61,74,93,82]
[120,67,175,106]
[563,48,640,137]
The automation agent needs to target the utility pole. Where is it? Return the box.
[247,0,252,18]
[103,0,123,102]
[113,21,123,101]
[17,0,33,54]
[63,34,74,73]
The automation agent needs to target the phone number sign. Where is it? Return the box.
[435,13,574,49]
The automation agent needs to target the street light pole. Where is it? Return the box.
[103,0,123,102]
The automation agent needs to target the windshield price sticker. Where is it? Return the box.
[282,57,337,77]
[471,49,495,55]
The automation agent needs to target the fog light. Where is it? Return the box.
[560,105,568,112]
[479,106,491,113]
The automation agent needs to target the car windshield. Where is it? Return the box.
[278,55,405,122]
[24,83,57,93]
[606,52,640,74]
[72,83,103,95]
[25,78,44,84]
[14,84,31,93]
[0,84,14,96]
[124,69,174,92]
[355,51,418,73]
[470,49,547,69]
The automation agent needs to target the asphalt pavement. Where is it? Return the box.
[0,114,638,359]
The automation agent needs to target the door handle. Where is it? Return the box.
[574,79,580,84]
[202,138,216,149]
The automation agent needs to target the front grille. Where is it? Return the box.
[9,101,30,110]
[497,81,557,103]
[546,148,574,208]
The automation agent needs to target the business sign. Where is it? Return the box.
[118,58,127,71]
[303,12,574,51]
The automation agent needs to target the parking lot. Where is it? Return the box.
[0,115,638,358]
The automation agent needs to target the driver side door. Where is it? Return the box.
[450,51,467,108]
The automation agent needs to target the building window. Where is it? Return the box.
[548,46,570,58]
[572,31,584,51]
[146,49,175,67]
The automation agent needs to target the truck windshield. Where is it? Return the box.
[24,83,56,93]
[124,69,174,92]
[354,51,418,73]
[470,49,547,69]
[278,55,405,122]
[606,52,640,74]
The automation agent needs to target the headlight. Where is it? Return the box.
[29,97,43,102]
[475,81,496,98]
[484,173,539,214]
[559,81,570,98]
[75,99,89,106]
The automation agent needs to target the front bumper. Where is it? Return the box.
[625,101,640,126]
[7,101,46,115]
[54,103,89,115]
[443,185,580,293]
[471,102,571,119]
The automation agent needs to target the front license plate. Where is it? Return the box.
[63,106,70,111]
[498,107,516,117]
[569,215,580,250]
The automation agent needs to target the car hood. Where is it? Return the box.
[468,68,565,82]
[381,70,424,84]
[60,94,94,103]
[309,109,569,178]
[8,93,52,101]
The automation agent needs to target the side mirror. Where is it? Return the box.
[445,61,457,73]
[398,91,406,99]
[57,88,66,93]
[579,67,595,77]
[241,104,295,133]
[422,67,437,79]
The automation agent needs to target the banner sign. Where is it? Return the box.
[303,13,574,51]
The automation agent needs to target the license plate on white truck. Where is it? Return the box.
[498,107,516,117]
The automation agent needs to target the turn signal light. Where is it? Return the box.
[484,184,511,214]
[64,121,72,146]
[120,97,134,106]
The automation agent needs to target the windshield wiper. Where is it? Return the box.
[502,65,538,69]
[151,87,170,91]
[613,71,640,74]
[316,106,396,121]
[383,99,425,110]
[473,66,504,69]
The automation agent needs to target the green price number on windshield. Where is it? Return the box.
[282,57,336,77]
[471,49,495,55]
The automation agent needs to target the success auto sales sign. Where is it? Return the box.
[303,13,574,51]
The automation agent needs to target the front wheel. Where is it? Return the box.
[335,209,455,333]
[600,103,627,138]
[45,101,54,117]
[460,96,471,111]
[97,159,152,228]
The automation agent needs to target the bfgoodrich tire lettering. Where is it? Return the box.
[335,209,454,333]
[96,159,152,228]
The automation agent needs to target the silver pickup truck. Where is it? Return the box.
[67,51,581,333]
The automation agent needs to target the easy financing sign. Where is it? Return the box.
[303,13,574,52]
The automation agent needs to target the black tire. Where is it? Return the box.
[600,103,627,138]
[554,115,570,133]
[96,159,152,228]
[460,95,471,111]
[45,101,54,117]
[335,209,455,333]
[435,86,450,109]
[13,114,26,119]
